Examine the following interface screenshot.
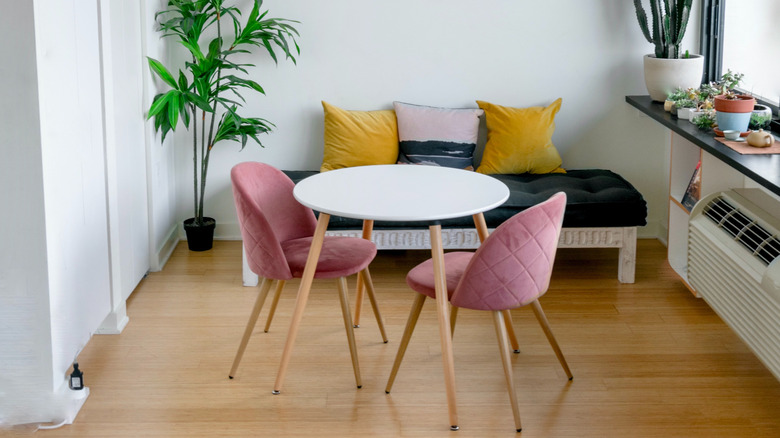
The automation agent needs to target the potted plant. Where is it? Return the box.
[634,0,704,102]
[712,70,755,134]
[714,92,755,134]
[749,113,772,131]
[696,82,718,107]
[665,87,687,111]
[692,111,716,131]
[675,98,697,120]
[146,0,300,251]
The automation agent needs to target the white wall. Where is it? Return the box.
[161,0,700,240]
[143,0,180,269]
[34,0,111,391]
[0,0,54,425]
[0,0,111,426]
[97,0,151,335]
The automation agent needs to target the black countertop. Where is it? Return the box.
[626,95,780,197]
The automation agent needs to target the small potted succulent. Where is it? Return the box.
[688,83,717,123]
[712,70,754,134]
[665,87,687,112]
[749,113,772,131]
[692,111,716,131]
[675,99,697,120]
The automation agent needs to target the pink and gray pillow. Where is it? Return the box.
[393,102,483,170]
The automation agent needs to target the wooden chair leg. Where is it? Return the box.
[263,280,285,333]
[492,311,523,433]
[353,220,374,327]
[353,272,365,327]
[229,277,274,379]
[530,300,573,380]
[337,277,362,389]
[502,309,521,353]
[274,213,329,394]
[360,267,388,343]
[450,306,458,338]
[385,293,426,393]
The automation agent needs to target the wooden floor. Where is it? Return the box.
[33,240,780,437]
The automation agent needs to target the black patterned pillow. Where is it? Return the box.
[393,102,483,170]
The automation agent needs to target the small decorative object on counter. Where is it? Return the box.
[747,129,774,148]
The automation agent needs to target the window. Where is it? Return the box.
[703,0,780,108]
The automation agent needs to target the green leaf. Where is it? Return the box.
[178,71,189,91]
[180,40,205,62]
[168,92,180,128]
[207,37,222,60]
[262,39,278,64]
[147,57,178,89]
[247,0,259,25]
[147,93,169,120]
[186,92,213,112]
[181,100,191,128]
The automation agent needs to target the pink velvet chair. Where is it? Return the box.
[228,162,387,389]
[385,192,573,432]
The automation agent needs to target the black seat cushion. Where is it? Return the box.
[282,169,647,229]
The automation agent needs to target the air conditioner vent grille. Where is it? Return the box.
[702,196,780,265]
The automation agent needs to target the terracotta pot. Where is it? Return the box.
[713,94,756,113]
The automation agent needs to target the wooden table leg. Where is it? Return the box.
[429,224,459,430]
[473,213,520,352]
[472,213,490,243]
[273,213,330,394]
[353,220,374,328]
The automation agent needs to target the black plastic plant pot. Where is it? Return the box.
[183,217,216,251]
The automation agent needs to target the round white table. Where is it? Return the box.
[274,164,509,430]
[294,164,510,222]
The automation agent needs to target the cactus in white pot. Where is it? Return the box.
[634,0,693,59]
[633,0,702,101]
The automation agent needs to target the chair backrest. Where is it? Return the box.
[450,192,566,311]
[231,162,318,280]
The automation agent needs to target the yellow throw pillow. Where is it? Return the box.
[320,101,399,172]
[476,98,565,175]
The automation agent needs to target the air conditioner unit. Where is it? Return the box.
[688,188,780,381]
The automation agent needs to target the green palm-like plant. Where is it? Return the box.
[633,0,692,59]
[147,0,299,226]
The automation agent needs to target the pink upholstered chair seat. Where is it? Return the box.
[282,236,377,279]
[405,252,473,299]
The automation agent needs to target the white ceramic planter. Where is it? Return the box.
[753,104,772,118]
[688,110,706,123]
[643,54,705,102]
[677,107,695,120]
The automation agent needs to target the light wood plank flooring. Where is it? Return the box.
[33,240,780,437]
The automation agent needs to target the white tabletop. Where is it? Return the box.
[293,165,510,222]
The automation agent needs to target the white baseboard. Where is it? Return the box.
[54,381,89,426]
[214,222,242,240]
[151,223,179,272]
[637,219,663,240]
[95,301,129,335]
[0,380,89,429]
